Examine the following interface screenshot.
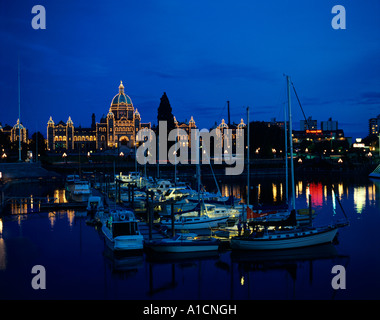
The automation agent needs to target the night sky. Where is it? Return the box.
[1,0,379,138]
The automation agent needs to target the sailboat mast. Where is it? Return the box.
[246,106,250,222]
[284,102,289,205]
[286,75,296,210]
[18,58,21,162]
[196,131,201,216]
[227,100,233,206]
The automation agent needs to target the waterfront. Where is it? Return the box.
[0,175,379,300]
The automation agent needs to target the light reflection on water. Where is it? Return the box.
[0,177,379,299]
[216,178,379,219]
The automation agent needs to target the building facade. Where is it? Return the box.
[0,119,28,143]
[321,117,338,132]
[47,81,151,152]
[369,114,380,135]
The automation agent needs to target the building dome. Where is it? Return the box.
[111,81,133,106]
[13,119,25,130]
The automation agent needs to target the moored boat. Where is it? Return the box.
[102,209,144,251]
[230,224,342,251]
[369,164,380,179]
[145,233,220,253]
[68,180,91,203]
[160,214,230,231]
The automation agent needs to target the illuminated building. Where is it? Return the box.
[369,114,380,135]
[47,81,151,151]
[173,116,246,153]
[0,119,28,143]
[300,116,317,131]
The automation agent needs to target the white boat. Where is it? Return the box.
[66,174,80,184]
[369,164,380,179]
[86,196,104,220]
[145,233,220,253]
[102,209,144,251]
[159,187,194,202]
[69,180,91,203]
[65,174,80,193]
[115,172,152,187]
[86,196,104,211]
[230,225,340,250]
[160,214,230,231]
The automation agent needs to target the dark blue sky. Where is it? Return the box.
[1,0,379,138]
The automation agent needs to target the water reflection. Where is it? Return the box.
[0,238,6,271]
[0,218,6,271]
[218,178,379,217]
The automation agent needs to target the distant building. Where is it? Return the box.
[369,114,380,135]
[47,81,151,152]
[0,119,28,143]
[321,117,338,132]
[300,117,317,131]
[172,116,246,154]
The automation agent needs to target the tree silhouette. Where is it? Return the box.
[157,92,176,136]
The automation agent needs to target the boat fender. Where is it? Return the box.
[119,214,126,221]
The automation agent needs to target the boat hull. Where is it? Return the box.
[160,216,229,230]
[230,227,338,250]
[102,226,144,251]
[70,193,91,203]
[145,241,219,253]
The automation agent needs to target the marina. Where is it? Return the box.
[0,170,379,299]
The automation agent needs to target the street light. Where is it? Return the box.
[62,152,67,163]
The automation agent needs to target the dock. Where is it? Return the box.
[40,202,87,211]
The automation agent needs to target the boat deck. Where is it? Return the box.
[92,187,166,241]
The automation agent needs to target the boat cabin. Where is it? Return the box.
[106,210,140,238]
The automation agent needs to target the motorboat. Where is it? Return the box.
[86,196,105,222]
[160,214,230,231]
[188,193,241,207]
[115,172,152,188]
[66,174,80,184]
[145,233,220,253]
[102,209,144,251]
[159,187,193,202]
[65,174,80,193]
[68,180,91,203]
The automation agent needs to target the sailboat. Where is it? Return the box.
[369,164,380,179]
[158,132,230,231]
[230,75,349,251]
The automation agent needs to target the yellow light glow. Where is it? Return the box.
[272,183,277,202]
[353,186,366,214]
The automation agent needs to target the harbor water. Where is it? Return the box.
[0,175,379,300]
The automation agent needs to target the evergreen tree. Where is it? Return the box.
[157,92,175,135]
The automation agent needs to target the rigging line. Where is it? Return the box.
[291,81,308,122]
[331,185,348,221]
